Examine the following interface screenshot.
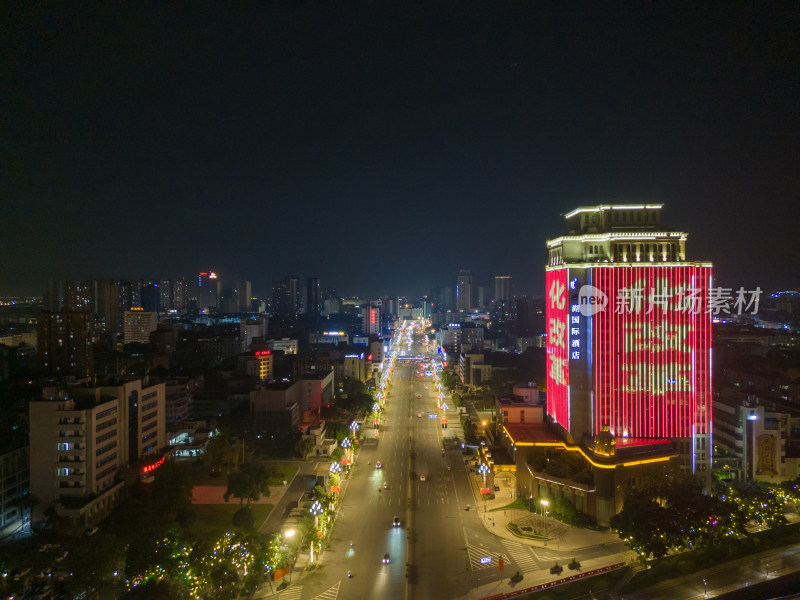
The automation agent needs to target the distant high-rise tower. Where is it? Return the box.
[495,276,512,302]
[37,310,94,378]
[235,280,252,313]
[158,279,173,311]
[456,269,473,312]
[92,279,120,336]
[197,272,221,314]
[173,277,189,311]
[306,277,321,320]
[141,282,160,313]
[272,276,300,320]
[362,300,382,335]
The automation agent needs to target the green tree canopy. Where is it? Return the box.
[224,463,271,507]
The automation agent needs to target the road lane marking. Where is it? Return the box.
[310,581,340,600]
[275,584,303,599]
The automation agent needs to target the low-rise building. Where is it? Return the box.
[250,383,301,438]
[30,391,126,530]
[0,439,29,534]
[713,390,799,482]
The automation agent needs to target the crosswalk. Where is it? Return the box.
[277,585,303,600]
[501,539,540,572]
[310,581,340,600]
[467,542,502,570]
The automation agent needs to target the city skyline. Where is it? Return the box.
[3,4,799,298]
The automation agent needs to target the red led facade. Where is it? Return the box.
[592,265,712,438]
[546,268,570,427]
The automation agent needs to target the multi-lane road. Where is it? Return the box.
[295,328,602,600]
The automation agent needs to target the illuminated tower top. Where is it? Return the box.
[547,204,688,266]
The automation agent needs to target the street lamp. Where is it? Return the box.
[478,463,490,513]
[309,501,323,563]
[540,499,550,536]
[702,577,707,598]
[747,412,758,480]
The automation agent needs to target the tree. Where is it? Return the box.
[295,437,314,459]
[150,460,193,514]
[441,369,460,392]
[65,533,125,598]
[121,578,189,600]
[205,433,238,476]
[610,493,670,560]
[225,471,252,508]
[224,463,271,507]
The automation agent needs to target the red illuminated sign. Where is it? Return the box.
[255,350,271,356]
[546,269,570,427]
[142,456,165,474]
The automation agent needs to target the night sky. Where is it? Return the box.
[3,3,799,299]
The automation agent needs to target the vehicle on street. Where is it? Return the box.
[393,516,401,527]
[375,460,382,468]
[419,475,426,481]
[417,412,422,418]
[382,553,390,564]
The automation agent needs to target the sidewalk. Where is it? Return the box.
[440,391,620,554]
[466,468,620,552]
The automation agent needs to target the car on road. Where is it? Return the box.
[382,553,390,564]
[419,475,426,481]
[393,516,401,527]
[375,460,382,468]
[416,394,421,398]
[417,412,422,418]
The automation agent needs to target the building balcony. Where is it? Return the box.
[57,444,86,453]
[57,430,86,439]
[58,481,85,489]
[57,456,85,464]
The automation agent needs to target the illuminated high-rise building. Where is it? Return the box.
[494,275,512,302]
[37,310,94,378]
[197,271,221,314]
[272,276,300,320]
[544,204,712,517]
[362,300,382,335]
